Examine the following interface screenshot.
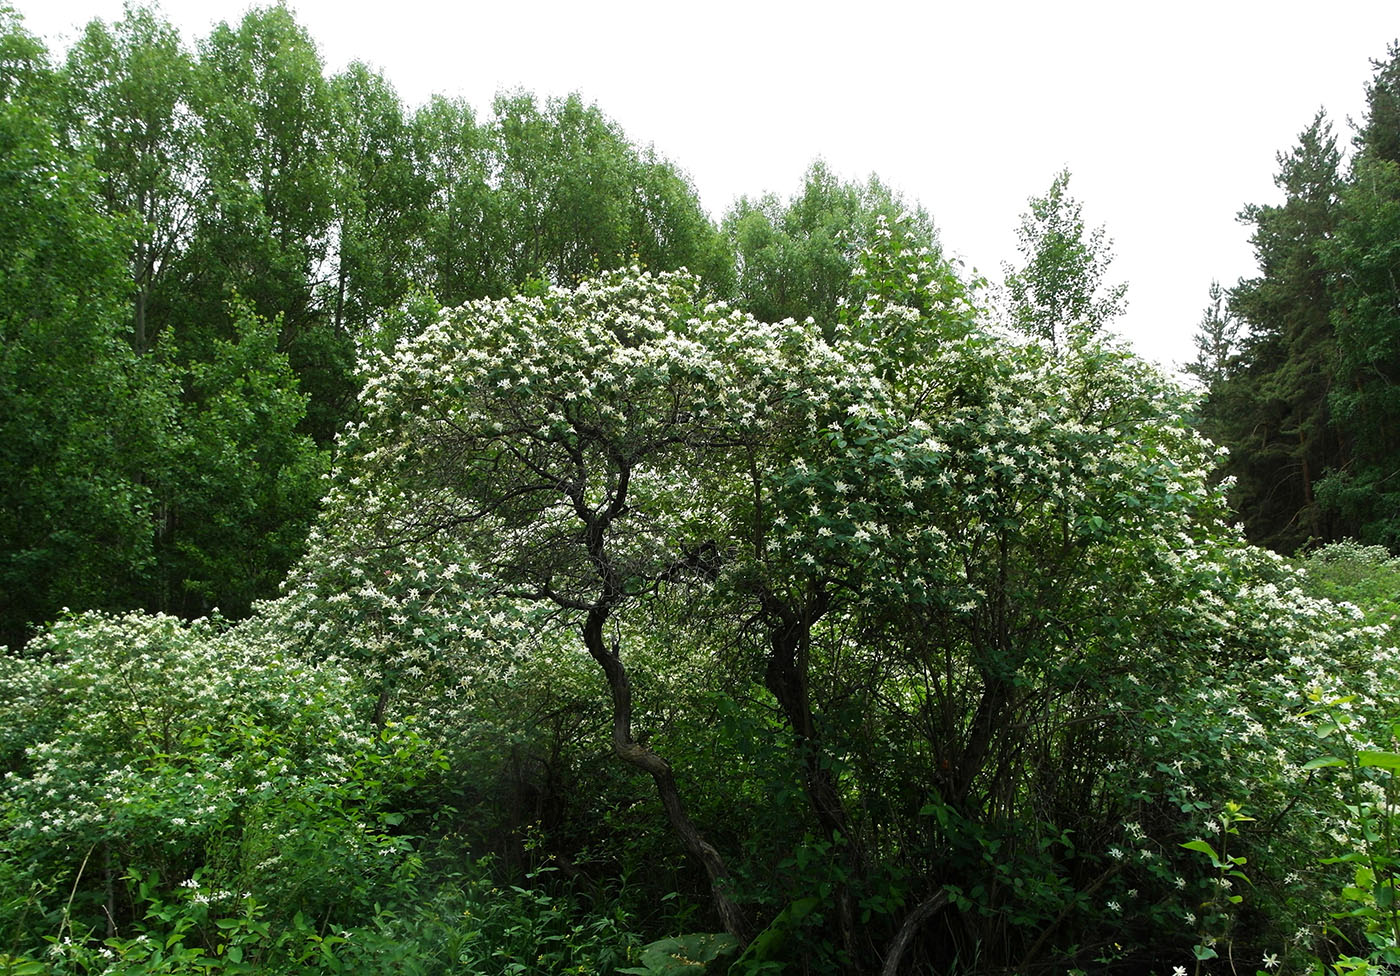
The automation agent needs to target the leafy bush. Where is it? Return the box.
[0,611,446,972]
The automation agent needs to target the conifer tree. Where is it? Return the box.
[1320,43,1400,547]
[1201,114,1345,551]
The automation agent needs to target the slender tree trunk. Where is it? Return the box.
[103,842,116,938]
[335,269,346,335]
[334,229,348,335]
[132,237,151,355]
[762,592,862,963]
[134,287,148,356]
[371,680,392,728]
[581,608,748,941]
[881,891,948,976]
[765,607,855,847]
[1299,427,1320,539]
[956,674,1015,806]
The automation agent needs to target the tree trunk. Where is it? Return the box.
[762,592,862,962]
[955,674,1015,806]
[134,287,148,356]
[581,608,748,941]
[881,890,948,976]
[334,254,347,336]
[1299,426,1321,540]
[765,611,853,847]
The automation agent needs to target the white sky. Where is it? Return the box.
[17,0,1400,372]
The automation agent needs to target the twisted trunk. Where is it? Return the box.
[581,607,747,940]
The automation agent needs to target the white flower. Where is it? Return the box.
[1262,952,1280,970]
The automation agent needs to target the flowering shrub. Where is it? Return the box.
[280,244,1400,972]
[0,611,446,972]
[6,239,1400,975]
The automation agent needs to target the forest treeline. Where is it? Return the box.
[1189,46,1400,553]
[6,4,1400,975]
[0,2,936,650]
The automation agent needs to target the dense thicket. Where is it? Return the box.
[8,245,1400,976]
[1194,43,1400,553]
[6,6,1400,976]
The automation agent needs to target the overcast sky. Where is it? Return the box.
[16,0,1400,372]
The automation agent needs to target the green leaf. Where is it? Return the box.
[1303,756,1348,770]
[627,932,742,973]
[1358,751,1400,770]
[1181,839,1220,861]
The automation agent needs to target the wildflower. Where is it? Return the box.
[1262,952,1280,970]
